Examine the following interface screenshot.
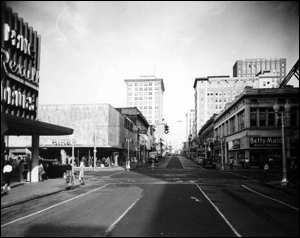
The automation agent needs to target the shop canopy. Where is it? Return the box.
[1,113,73,136]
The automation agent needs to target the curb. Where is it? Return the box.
[1,184,80,210]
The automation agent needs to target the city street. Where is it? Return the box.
[1,156,299,237]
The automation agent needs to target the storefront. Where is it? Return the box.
[214,87,299,169]
[1,2,73,182]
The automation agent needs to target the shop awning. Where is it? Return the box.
[1,113,73,136]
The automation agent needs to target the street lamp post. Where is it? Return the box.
[220,137,225,170]
[93,133,97,171]
[273,100,291,186]
[126,133,132,171]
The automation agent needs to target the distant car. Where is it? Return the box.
[203,158,216,169]
[194,157,204,165]
[39,159,72,178]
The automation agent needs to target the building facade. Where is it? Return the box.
[233,58,286,82]
[213,86,299,168]
[124,75,165,144]
[9,104,145,166]
[1,2,73,183]
[193,75,259,133]
[186,109,196,141]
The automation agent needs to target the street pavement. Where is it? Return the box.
[1,158,298,209]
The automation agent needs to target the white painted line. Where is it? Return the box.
[1,184,110,228]
[103,196,141,237]
[242,185,299,211]
[196,183,242,237]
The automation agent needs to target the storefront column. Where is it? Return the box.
[224,142,228,165]
[31,134,39,182]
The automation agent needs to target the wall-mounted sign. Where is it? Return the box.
[249,137,281,148]
[232,139,240,149]
[52,139,77,146]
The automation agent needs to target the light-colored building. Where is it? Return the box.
[194,69,285,134]
[193,75,259,133]
[186,109,196,141]
[213,86,299,169]
[233,58,286,82]
[125,75,165,144]
[256,70,281,89]
[9,104,144,166]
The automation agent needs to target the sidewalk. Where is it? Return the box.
[215,162,299,197]
[1,162,151,209]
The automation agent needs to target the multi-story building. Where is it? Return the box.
[124,75,165,144]
[213,86,299,168]
[9,104,144,166]
[193,75,259,133]
[233,58,286,82]
[193,69,284,134]
[186,109,196,141]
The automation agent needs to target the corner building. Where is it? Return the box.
[213,86,299,168]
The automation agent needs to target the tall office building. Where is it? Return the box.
[194,75,259,133]
[186,109,196,141]
[233,58,286,82]
[125,75,165,142]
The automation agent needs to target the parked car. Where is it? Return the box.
[203,158,216,169]
[194,157,205,165]
[39,159,72,178]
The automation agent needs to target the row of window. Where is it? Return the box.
[128,87,160,91]
[216,107,298,137]
[127,82,161,86]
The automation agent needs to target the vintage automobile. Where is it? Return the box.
[39,159,72,178]
[203,158,216,169]
[194,157,205,165]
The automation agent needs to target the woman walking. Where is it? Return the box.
[2,160,13,191]
[79,161,85,185]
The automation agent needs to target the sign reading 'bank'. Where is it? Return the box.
[249,137,282,148]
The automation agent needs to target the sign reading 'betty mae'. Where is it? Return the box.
[249,137,282,148]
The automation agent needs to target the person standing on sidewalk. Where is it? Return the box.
[264,162,269,182]
[151,158,155,170]
[2,160,13,191]
[230,157,234,170]
[78,161,85,185]
[17,159,25,182]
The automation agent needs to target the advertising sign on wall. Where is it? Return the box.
[249,137,281,148]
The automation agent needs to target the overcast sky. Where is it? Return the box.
[6,1,299,148]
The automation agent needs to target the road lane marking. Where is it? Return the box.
[196,183,242,237]
[103,196,141,237]
[1,184,110,228]
[242,185,299,211]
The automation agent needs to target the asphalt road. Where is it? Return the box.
[1,156,299,237]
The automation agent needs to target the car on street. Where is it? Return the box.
[39,159,72,178]
[203,158,216,169]
[194,157,205,165]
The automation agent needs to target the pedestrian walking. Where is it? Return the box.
[17,159,25,182]
[230,157,234,170]
[2,160,13,191]
[126,160,131,171]
[38,161,45,181]
[78,161,85,185]
[264,163,269,182]
[151,159,155,170]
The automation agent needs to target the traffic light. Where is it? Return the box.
[164,124,169,134]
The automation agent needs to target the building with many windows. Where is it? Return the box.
[213,86,299,168]
[186,109,196,141]
[193,75,259,133]
[124,75,165,144]
[233,58,286,82]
